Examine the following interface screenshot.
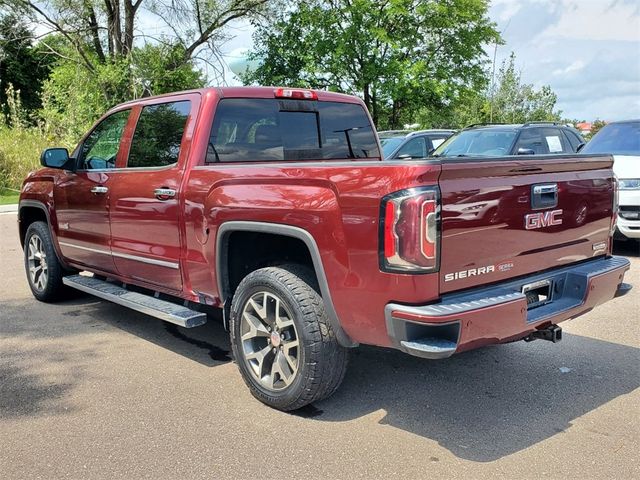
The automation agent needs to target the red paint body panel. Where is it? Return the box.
[19,86,630,354]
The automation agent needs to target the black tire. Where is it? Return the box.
[24,221,68,302]
[230,264,348,411]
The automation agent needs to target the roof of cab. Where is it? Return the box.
[118,86,363,107]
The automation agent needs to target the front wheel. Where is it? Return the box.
[230,265,348,411]
[24,221,68,302]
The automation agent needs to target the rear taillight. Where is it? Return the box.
[380,187,440,273]
[274,88,318,100]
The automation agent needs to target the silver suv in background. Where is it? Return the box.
[379,129,455,160]
[581,120,640,241]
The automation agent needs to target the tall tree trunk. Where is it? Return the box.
[123,0,140,55]
[391,99,400,129]
[85,3,105,63]
[371,87,378,127]
[363,83,371,113]
[105,0,122,57]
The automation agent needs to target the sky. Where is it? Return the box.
[217,0,640,122]
[488,0,640,121]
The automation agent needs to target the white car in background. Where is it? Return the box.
[582,120,640,240]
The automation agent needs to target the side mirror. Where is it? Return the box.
[397,154,413,160]
[517,148,535,155]
[576,143,585,153]
[41,148,73,170]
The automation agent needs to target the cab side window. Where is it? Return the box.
[79,109,130,170]
[514,128,546,154]
[542,128,571,154]
[127,101,191,168]
[396,137,427,159]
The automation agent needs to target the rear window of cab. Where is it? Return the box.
[207,98,380,162]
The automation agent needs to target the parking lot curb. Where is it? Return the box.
[0,204,18,214]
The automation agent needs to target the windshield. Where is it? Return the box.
[380,137,404,158]
[582,122,640,156]
[433,129,517,157]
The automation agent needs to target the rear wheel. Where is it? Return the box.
[230,265,348,411]
[24,221,68,302]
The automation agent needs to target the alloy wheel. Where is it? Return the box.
[240,291,300,391]
[27,234,48,291]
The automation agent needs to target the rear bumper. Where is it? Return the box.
[385,256,631,359]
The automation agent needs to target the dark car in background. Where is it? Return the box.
[379,129,455,159]
[432,122,585,158]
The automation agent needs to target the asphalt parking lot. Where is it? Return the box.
[1,211,639,479]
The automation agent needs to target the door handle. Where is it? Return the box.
[154,188,176,200]
[91,186,108,194]
[531,183,558,209]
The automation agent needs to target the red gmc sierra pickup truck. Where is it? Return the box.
[19,87,631,410]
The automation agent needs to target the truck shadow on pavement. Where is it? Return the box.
[76,299,234,366]
[315,335,640,462]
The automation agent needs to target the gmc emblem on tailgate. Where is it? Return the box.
[525,209,563,230]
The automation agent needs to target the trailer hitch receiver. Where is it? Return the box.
[524,325,562,343]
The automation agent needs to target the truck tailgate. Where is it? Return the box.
[438,154,615,293]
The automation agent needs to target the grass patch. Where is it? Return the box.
[0,188,20,205]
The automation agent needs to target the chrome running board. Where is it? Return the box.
[62,275,207,328]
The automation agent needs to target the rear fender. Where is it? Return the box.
[206,183,354,346]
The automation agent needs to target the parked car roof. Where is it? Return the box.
[379,129,456,159]
[432,122,585,158]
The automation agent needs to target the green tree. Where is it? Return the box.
[39,42,206,143]
[4,0,268,110]
[589,119,606,138]
[7,0,268,74]
[244,0,500,129]
[0,13,53,117]
[1,0,267,140]
[488,52,561,124]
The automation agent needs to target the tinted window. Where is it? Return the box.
[127,101,191,168]
[380,137,404,158]
[433,129,517,157]
[514,128,546,154]
[208,99,379,162]
[80,109,130,170]
[542,128,570,153]
[429,135,449,150]
[582,122,640,156]
[562,129,584,151]
[395,137,427,159]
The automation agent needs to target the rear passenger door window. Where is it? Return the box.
[127,101,191,168]
[542,128,571,154]
[514,128,546,154]
[395,137,427,159]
